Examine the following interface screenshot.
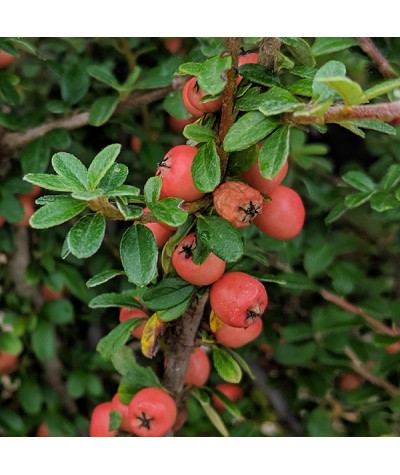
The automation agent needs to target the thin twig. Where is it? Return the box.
[357,38,396,78]
[344,346,400,397]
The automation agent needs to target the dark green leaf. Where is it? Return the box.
[325,202,348,224]
[99,163,128,191]
[284,38,315,67]
[0,193,24,223]
[197,56,231,96]
[42,299,74,324]
[0,409,25,436]
[191,141,221,193]
[21,139,50,174]
[275,272,318,291]
[136,56,182,89]
[237,63,281,87]
[342,171,375,192]
[97,319,144,360]
[142,277,195,311]
[45,128,71,149]
[192,390,229,437]
[144,176,162,203]
[175,62,202,76]
[183,124,216,143]
[112,346,161,388]
[0,74,20,105]
[109,411,122,431]
[23,173,78,192]
[67,371,86,398]
[29,198,86,229]
[116,202,143,220]
[312,37,358,56]
[313,60,346,101]
[344,191,374,209]
[60,63,90,106]
[304,243,336,277]
[212,347,242,383]
[88,144,121,189]
[197,216,243,263]
[0,333,23,355]
[350,119,396,135]
[89,292,142,309]
[19,377,42,414]
[89,94,120,127]
[157,294,194,322]
[51,152,88,190]
[259,125,290,179]
[31,321,55,362]
[223,112,278,152]
[274,342,318,366]
[148,198,188,227]
[87,65,120,89]
[258,87,302,117]
[287,78,313,97]
[120,224,158,286]
[227,145,259,176]
[306,408,339,437]
[86,270,125,288]
[57,262,89,303]
[163,90,192,120]
[68,213,105,259]
[281,324,313,342]
[370,191,400,212]
[381,164,400,191]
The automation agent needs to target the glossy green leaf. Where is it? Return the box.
[212,347,242,383]
[163,90,192,120]
[87,65,121,89]
[23,173,78,192]
[237,63,281,87]
[210,387,243,420]
[148,198,188,227]
[60,63,90,106]
[31,321,55,362]
[89,292,141,309]
[136,56,182,89]
[176,61,202,77]
[191,141,221,193]
[88,144,121,189]
[120,224,158,286]
[144,176,162,203]
[342,170,376,192]
[197,56,232,96]
[157,294,194,322]
[224,348,255,380]
[287,78,313,97]
[381,164,400,190]
[183,124,216,143]
[89,94,119,127]
[318,77,364,105]
[116,202,143,220]
[197,216,243,263]
[313,60,346,101]
[29,198,86,229]
[67,213,105,258]
[142,277,195,311]
[344,191,374,209]
[312,37,358,56]
[0,332,23,355]
[259,125,290,179]
[370,191,400,212]
[258,87,302,116]
[51,152,88,190]
[97,319,144,360]
[227,145,259,176]
[86,270,125,288]
[223,112,278,152]
[99,163,129,191]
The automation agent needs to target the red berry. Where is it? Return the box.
[128,387,177,437]
[212,383,244,412]
[119,306,148,339]
[0,50,16,69]
[16,195,35,228]
[36,423,50,437]
[185,347,211,387]
[186,78,222,114]
[172,406,188,432]
[215,318,263,348]
[172,232,226,286]
[156,145,205,202]
[210,271,268,328]
[0,351,19,375]
[168,115,194,134]
[111,394,132,432]
[337,373,364,391]
[0,215,5,227]
[254,185,305,240]
[163,38,182,54]
[145,221,174,247]
[182,78,204,118]
[241,160,288,195]
[213,181,263,228]
[386,342,400,354]
[23,185,42,200]
[42,284,65,301]
[130,136,141,154]
[89,402,117,437]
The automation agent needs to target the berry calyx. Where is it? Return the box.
[172,232,226,286]
[184,347,211,387]
[254,185,305,240]
[213,181,263,228]
[119,306,149,339]
[214,318,263,348]
[241,160,288,196]
[128,387,177,437]
[210,271,268,328]
[212,383,244,412]
[156,145,205,202]
[89,402,117,437]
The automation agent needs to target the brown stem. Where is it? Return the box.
[162,291,209,408]
[119,37,136,70]
[258,38,281,70]
[357,38,396,78]
[8,227,78,414]
[1,86,177,153]
[87,197,126,220]
[218,37,241,175]
[285,100,400,126]
[344,346,400,397]
[320,289,400,337]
